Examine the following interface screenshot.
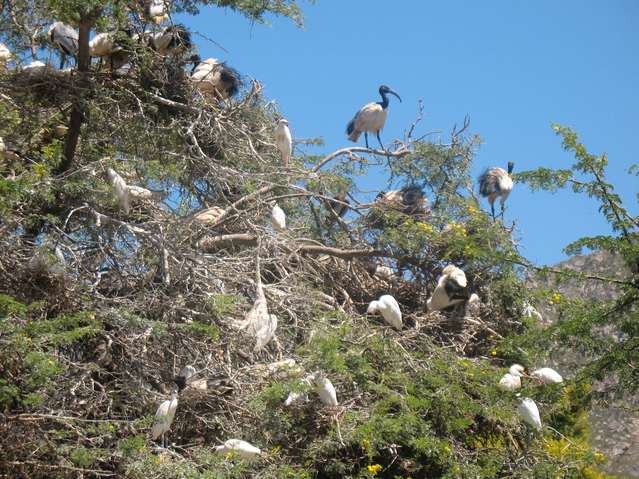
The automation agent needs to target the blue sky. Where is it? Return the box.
[182,1,638,265]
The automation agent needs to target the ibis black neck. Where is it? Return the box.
[378,90,390,109]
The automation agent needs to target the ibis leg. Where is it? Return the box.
[376,131,385,150]
[364,132,370,149]
[490,202,496,221]
[59,55,66,70]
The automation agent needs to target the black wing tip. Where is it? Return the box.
[346,119,355,135]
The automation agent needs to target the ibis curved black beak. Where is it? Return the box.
[389,89,402,102]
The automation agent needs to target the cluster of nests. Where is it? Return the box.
[0,3,242,102]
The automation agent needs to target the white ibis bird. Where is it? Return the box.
[0,43,11,66]
[531,367,563,384]
[284,374,313,406]
[270,203,286,231]
[145,0,169,24]
[465,293,481,317]
[89,32,117,57]
[426,265,468,312]
[234,270,275,353]
[151,386,179,448]
[190,56,241,100]
[151,24,191,55]
[193,206,225,225]
[517,397,542,431]
[175,365,196,391]
[275,119,292,167]
[367,294,402,330]
[346,84,401,149]
[478,162,514,219]
[365,262,395,282]
[106,168,131,214]
[498,364,525,392]
[47,22,78,69]
[312,372,338,406]
[215,439,261,459]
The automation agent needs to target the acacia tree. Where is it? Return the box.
[0,1,620,478]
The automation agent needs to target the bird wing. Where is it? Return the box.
[354,103,386,133]
[56,23,79,53]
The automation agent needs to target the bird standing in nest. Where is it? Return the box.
[478,162,514,220]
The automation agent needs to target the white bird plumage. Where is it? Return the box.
[193,206,225,225]
[522,302,543,323]
[427,265,468,312]
[466,293,481,316]
[498,364,525,392]
[107,168,131,214]
[275,119,292,167]
[235,272,275,352]
[270,203,286,231]
[346,85,401,149]
[191,57,241,100]
[312,372,338,406]
[0,43,11,65]
[215,439,261,459]
[284,374,313,407]
[517,397,542,431]
[531,367,563,384]
[145,0,169,24]
[22,60,48,75]
[479,162,514,219]
[89,32,120,57]
[151,388,179,448]
[47,22,78,68]
[367,294,402,330]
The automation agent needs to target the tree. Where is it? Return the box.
[0,2,619,478]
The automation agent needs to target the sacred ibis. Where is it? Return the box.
[517,397,542,431]
[367,294,402,330]
[426,265,468,312]
[215,439,261,459]
[375,186,430,216]
[346,84,401,149]
[479,162,514,219]
[151,386,179,448]
[190,56,241,100]
[465,293,481,317]
[275,119,292,167]
[234,272,276,353]
[47,22,78,69]
[151,24,191,56]
[498,364,525,392]
[531,367,563,384]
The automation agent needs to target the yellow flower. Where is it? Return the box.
[594,452,605,462]
[367,464,382,475]
[416,222,434,234]
[361,438,371,450]
[551,293,562,303]
[490,350,497,357]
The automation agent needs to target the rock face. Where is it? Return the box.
[530,252,638,478]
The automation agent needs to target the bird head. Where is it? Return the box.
[509,364,525,377]
[278,119,289,126]
[367,300,379,314]
[379,85,402,102]
[188,53,201,65]
[507,161,515,174]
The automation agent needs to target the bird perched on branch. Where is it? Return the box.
[47,22,78,69]
[190,56,242,100]
[151,24,191,55]
[346,85,401,149]
[144,0,169,24]
[376,185,430,216]
[517,396,542,431]
[89,29,134,72]
[478,162,514,219]
[498,364,525,392]
[367,294,402,330]
[106,168,163,214]
[426,265,468,312]
[270,203,286,231]
[0,43,11,66]
[151,386,179,448]
[531,367,563,384]
[275,119,292,167]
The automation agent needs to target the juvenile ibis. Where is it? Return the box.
[234,272,275,352]
[479,162,514,219]
[367,294,402,330]
[346,84,401,149]
[465,293,481,316]
[215,439,261,459]
[499,364,525,392]
[106,168,131,214]
[151,386,179,448]
[365,262,395,282]
[275,119,292,167]
[517,397,542,431]
[190,56,241,100]
[427,265,468,312]
[531,367,563,384]
[47,22,78,69]
[193,206,225,225]
[376,186,430,216]
[175,364,196,391]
